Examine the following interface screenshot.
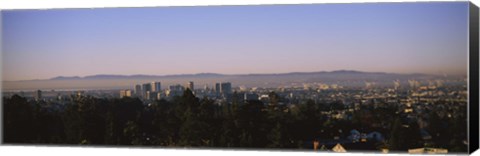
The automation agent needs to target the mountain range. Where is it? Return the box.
[4,70,457,91]
[48,70,425,81]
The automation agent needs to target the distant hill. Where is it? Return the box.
[3,70,457,91]
[50,76,82,80]
[48,70,436,80]
[48,70,422,81]
[50,73,227,80]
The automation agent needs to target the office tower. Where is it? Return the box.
[169,84,184,92]
[34,90,42,100]
[215,83,221,94]
[145,91,151,100]
[186,81,194,91]
[134,84,142,97]
[151,81,161,92]
[142,83,152,99]
[168,84,185,97]
[120,89,132,98]
[221,82,232,94]
[156,92,162,100]
[146,91,158,100]
[142,83,152,92]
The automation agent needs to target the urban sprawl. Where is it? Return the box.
[2,78,468,153]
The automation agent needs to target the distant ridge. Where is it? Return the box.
[244,70,388,76]
[50,76,82,80]
[49,73,228,80]
[46,70,429,81]
[4,70,455,91]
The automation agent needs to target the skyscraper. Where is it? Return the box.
[151,81,161,92]
[34,90,42,100]
[142,83,152,99]
[134,84,142,97]
[145,91,151,100]
[215,83,221,95]
[221,82,232,95]
[156,92,162,100]
[167,84,185,97]
[186,81,194,91]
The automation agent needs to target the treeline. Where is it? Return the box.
[2,89,467,152]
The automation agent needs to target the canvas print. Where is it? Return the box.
[1,2,474,154]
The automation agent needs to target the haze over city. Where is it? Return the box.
[1,2,469,81]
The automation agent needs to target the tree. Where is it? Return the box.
[33,102,66,143]
[448,112,468,152]
[268,92,280,110]
[123,121,143,145]
[235,100,268,147]
[294,100,321,141]
[427,111,449,148]
[388,118,422,151]
[267,122,284,148]
[150,99,178,146]
[3,95,36,143]
[388,118,406,150]
[103,97,143,145]
[62,96,108,144]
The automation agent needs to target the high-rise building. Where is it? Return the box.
[167,84,185,97]
[142,91,158,100]
[215,83,221,94]
[120,89,132,98]
[221,82,232,95]
[142,83,152,99]
[186,81,194,91]
[134,84,142,97]
[34,90,42,100]
[142,83,152,92]
[151,81,161,92]
[145,91,151,100]
[156,92,162,100]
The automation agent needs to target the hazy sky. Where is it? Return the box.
[1,2,469,81]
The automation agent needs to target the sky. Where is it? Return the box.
[1,2,469,81]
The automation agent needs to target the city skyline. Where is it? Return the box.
[2,2,469,81]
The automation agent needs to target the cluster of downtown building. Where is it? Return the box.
[119,81,237,103]
[6,78,467,109]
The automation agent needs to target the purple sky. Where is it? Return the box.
[1,2,469,81]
